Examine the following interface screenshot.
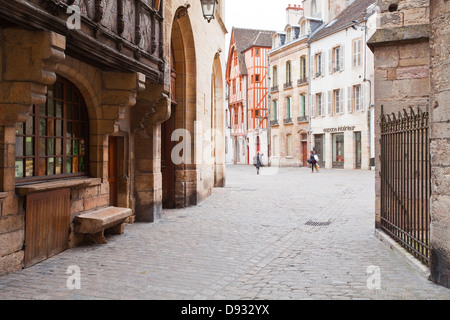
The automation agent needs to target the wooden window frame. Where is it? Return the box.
[15,76,89,184]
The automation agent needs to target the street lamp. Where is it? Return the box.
[200,0,218,23]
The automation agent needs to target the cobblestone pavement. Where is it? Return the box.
[0,165,449,300]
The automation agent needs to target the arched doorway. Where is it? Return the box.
[300,131,308,167]
[211,53,225,187]
[162,6,197,208]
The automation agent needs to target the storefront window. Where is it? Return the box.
[332,133,344,168]
[355,131,362,169]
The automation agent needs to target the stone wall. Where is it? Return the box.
[428,0,450,289]
[370,0,431,229]
[370,0,450,288]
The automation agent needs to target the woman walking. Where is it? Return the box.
[253,151,263,174]
[308,150,319,173]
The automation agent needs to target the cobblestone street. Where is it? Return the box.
[0,165,448,300]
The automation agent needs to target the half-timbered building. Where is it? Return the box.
[226,27,273,165]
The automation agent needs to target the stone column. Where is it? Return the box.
[132,82,170,222]
[92,71,145,211]
[0,29,65,275]
[429,0,450,289]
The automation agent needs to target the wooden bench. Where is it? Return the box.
[74,206,133,244]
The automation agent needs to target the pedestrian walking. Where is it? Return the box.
[307,150,319,173]
[253,151,263,174]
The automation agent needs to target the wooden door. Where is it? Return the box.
[25,189,70,268]
[301,141,308,167]
[108,136,118,207]
[161,105,176,208]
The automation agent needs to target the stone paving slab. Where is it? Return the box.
[0,165,448,300]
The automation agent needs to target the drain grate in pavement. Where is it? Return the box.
[305,220,332,227]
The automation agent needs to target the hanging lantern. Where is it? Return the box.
[200,0,218,23]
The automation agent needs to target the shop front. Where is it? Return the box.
[313,125,369,170]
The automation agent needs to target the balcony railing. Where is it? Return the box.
[283,118,293,124]
[270,120,279,126]
[297,115,309,123]
[270,85,279,92]
[283,82,293,89]
[297,77,307,85]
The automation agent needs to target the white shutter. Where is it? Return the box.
[347,86,352,113]
[329,49,333,74]
[358,39,362,67]
[340,45,345,71]
[321,52,325,76]
[339,88,344,113]
[361,84,365,111]
[327,91,332,115]
[311,94,315,117]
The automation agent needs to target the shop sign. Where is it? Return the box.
[323,126,356,133]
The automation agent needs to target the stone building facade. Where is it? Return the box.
[307,0,377,170]
[0,0,226,275]
[268,5,311,167]
[369,0,449,288]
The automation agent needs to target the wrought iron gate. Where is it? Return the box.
[380,106,431,265]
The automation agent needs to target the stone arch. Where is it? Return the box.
[56,57,105,179]
[212,53,225,187]
[162,6,198,208]
[56,57,102,132]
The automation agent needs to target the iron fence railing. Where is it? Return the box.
[380,106,431,265]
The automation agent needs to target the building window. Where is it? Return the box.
[286,97,292,120]
[299,94,306,118]
[272,66,278,87]
[286,134,293,157]
[316,93,323,116]
[301,21,307,36]
[272,100,278,121]
[332,45,344,72]
[354,85,362,111]
[300,56,307,81]
[273,135,279,156]
[332,133,345,168]
[255,74,260,83]
[355,131,362,169]
[286,61,292,83]
[352,38,362,68]
[315,53,323,77]
[348,85,363,112]
[333,89,344,114]
[15,76,89,181]
[255,48,260,57]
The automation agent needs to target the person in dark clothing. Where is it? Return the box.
[253,151,263,174]
[308,150,319,173]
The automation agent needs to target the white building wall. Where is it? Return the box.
[309,13,376,170]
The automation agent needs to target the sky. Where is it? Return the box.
[224,0,303,52]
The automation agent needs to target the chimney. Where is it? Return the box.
[286,3,304,25]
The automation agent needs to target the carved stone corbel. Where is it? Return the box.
[94,0,105,22]
[117,0,125,35]
[0,29,66,125]
[174,4,190,21]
